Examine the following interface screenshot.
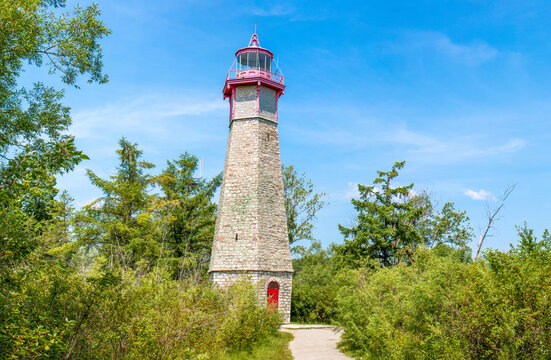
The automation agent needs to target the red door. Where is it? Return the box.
[267,281,279,310]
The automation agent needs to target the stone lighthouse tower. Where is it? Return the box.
[209,31,293,322]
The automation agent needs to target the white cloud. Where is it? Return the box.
[344,182,360,199]
[251,5,294,17]
[394,31,499,66]
[464,189,496,201]
[71,92,226,141]
[288,121,526,164]
[341,182,382,200]
[408,188,419,198]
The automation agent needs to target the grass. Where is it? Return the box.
[219,332,294,360]
[337,338,361,360]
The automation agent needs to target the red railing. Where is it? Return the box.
[227,68,284,85]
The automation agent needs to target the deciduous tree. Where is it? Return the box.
[0,0,110,272]
[282,164,327,253]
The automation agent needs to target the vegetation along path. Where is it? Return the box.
[281,324,352,360]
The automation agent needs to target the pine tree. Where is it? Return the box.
[77,138,157,271]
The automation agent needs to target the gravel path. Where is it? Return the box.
[280,324,353,360]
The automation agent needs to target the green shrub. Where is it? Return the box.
[70,273,282,359]
[335,245,551,359]
[291,242,338,323]
[1,267,281,359]
[220,279,282,351]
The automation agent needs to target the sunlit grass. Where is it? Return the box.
[219,332,294,360]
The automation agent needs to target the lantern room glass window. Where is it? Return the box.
[237,51,272,72]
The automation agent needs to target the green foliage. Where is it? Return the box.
[335,232,551,359]
[1,248,281,359]
[75,140,222,279]
[337,161,472,267]
[338,161,424,267]
[291,241,339,323]
[156,153,222,278]
[422,202,473,248]
[71,276,281,360]
[282,164,327,253]
[0,0,109,264]
[220,279,282,351]
[76,138,158,271]
[1,4,109,352]
[219,331,293,360]
[511,221,551,258]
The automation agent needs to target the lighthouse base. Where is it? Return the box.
[210,270,292,323]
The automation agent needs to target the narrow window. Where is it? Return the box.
[235,233,238,241]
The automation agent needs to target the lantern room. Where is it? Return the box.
[223,30,285,97]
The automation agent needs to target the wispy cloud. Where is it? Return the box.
[392,31,499,66]
[249,4,327,21]
[251,5,294,17]
[464,189,496,201]
[344,182,360,199]
[288,121,526,164]
[71,92,226,143]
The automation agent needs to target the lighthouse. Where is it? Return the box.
[208,31,293,322]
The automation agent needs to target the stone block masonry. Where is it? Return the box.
[210,271,292,323]
[209,84,293,323]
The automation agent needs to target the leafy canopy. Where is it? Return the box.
[282,164,327,254]
[337,161,472,267]
[0,0,110,269]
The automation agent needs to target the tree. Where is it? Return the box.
[0,3,110,356]
[76,138,157,272]
[155,153,222,279]
[338,161,423,267]
[76,142,223,278]
[0,0,109,196]
[0,0,110,272]
[291,241,339,323]
[416,195,473,254]
[282,164,327,253]
[511,222,551,260]
[475,184,515,259]
[337,161,472,267]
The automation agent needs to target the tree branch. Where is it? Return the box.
[475,184,516,259]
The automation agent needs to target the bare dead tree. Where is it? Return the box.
[475,184,516,259]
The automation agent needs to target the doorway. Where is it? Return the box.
[267,281,279,310]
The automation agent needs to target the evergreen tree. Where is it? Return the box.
[156,153,222,278]
[338,161,472,267]
[338,161,422,267]
[76,138,157,271]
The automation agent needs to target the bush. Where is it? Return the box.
[220,279,282,350]
[72,273,282,359]
[1,267,281,359]
[291,242,338,323]
[335,244,551,359]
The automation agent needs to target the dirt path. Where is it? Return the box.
[280,324,353,360]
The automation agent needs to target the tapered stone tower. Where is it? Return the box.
[209,31,293,322]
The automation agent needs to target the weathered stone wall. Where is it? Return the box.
[210,271,292,323]
[209,117,292,272]
[210,83,292,324]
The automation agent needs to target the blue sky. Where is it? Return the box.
[52,0,551,253]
